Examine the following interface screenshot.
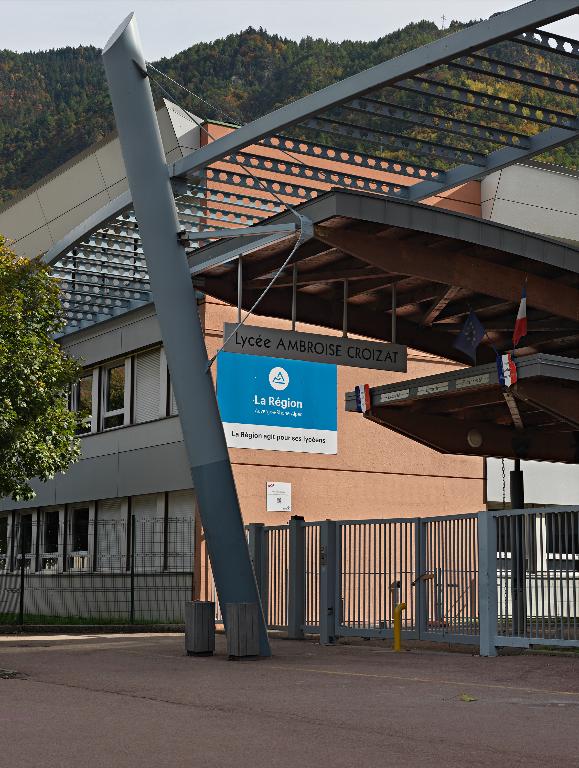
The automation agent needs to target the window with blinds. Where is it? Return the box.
[96,499,125,572]
[167,490,194,572]
[132,494,163,571]
[134,348,162,423]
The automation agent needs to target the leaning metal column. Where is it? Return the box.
[102,14,270,656]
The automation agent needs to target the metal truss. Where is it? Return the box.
[44,0,578,332]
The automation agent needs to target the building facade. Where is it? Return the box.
[0,101,577,582]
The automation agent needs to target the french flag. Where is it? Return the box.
[497,352,518,388]
[355,384,371,414]
[513,282,527,347]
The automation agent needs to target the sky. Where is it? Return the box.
[1,0,577,60]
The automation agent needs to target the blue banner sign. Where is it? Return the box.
[217,352,337,454]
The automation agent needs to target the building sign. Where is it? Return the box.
[223,324,406,372]
[266,482,292,512]
[217,352,337,454]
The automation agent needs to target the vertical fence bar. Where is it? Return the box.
[478,511,498,657]
[130,514,136,624]
[288,516,305,639]
[415,518,426,639]
[247,523,266,625]
[320,520,337,645]
[18,521,25,627]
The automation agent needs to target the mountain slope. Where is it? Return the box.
[0,22,576,204]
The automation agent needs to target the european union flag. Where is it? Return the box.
[453,310,486,363]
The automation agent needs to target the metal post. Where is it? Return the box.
[342,280,348,338]
[393,603,407,652]
[18,519,25,627]
[102,15,270,656]
[391,282,397,344]
[510,459,526,636]
[478,511,498,657]
[291,264,297,331]
[414,519,426,639]
[237,257,242,324]
[288,516,305,640]
[319,520,338,645]
[130,514,135,624]
[247,523,265,598]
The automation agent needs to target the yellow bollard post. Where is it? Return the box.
[393,602,407,652]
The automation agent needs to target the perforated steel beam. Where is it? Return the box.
[44,0,578,275]
[171,0,577,181]
[408,123,578,202]
[102,13,270,656]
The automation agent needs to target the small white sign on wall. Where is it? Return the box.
[266,482,292,513]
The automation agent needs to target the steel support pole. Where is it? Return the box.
[288,516,306,640]
[414,518,426,640]
[319,520,338,645]
[102,14,270,656]
[510,460,526,637]
[478,511,498,657]
[247,523,266,600]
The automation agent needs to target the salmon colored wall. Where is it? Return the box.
[204,302,484,526]
[201,122,482,221]
[199,121,484,525]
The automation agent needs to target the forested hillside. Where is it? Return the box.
[0,21,577,204]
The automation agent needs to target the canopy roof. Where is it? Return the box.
[190,190,579,365]
[42,0,579,333]
[345,353,579,463]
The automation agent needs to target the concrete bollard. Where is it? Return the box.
[185,601,215,656]
[226,603,260,659]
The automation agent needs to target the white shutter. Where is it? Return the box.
[167,490,194,571]
[132,494,163,571]
[169,382,178,415]
[96,499,124,572]
[135,348,161,423]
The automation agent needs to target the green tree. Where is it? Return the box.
[0,236,81,500]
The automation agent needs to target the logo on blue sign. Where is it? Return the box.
[269,366,289,391]
[217,352,337,431]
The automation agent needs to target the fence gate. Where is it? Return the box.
[336,519,418,639]
[420,514,479,644]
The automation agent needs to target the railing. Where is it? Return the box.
[238,508,577,653]
[422,514,479,641]
[484,507,579,652]
[0,516,195,626]
[202,514,483,645]
[4,507,577,654]
[304,523,320,632]
[337,519,416,636]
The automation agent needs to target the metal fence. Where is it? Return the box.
[3,507,577,654]
[481,506,579,653]
[208,508,576,655]
[199,514,480,644]
[0,516,194,627]
[422,514,479,642]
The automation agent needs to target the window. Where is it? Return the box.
[134,349,161,423]
[72,373,94,434]
[16,513,34,572]
[546,510,579,570]
[43,511,60,553]
[102,363,126,429]
[0,516,8,570]
[18,514,33,555]
[41,510,61,572]
[71,508,90,553]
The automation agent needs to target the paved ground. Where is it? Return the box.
[1,633,578,768]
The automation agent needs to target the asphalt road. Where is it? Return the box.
[1,633,578,767]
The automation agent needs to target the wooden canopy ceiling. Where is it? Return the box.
[191,190,579,365]
[345,354,579,463]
